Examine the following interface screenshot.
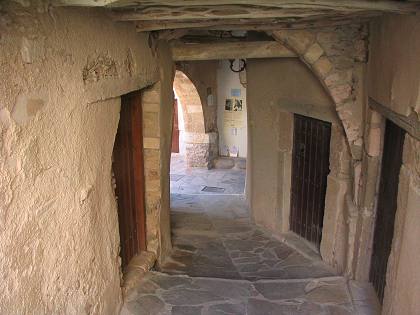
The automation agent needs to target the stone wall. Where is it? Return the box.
[0,3,158,314]
[141,40,175,265]
[364,15,420,315]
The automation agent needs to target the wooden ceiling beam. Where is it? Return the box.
[109,0,420,11]
[115,6,335,22]
[170,40,296,61]
[111,0,420,22]
[135,15,375,32]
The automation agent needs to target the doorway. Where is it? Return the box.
[113,91,146,269]
[369,119,405,303]
[290,114,331,248]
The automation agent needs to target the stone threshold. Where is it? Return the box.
[277,231,322,261]
[122,251,157,297]
[253,225,322,262]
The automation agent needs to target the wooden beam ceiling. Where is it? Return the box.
[171,40,296,61]
[54,1,420,31]
[134,15,375,32]
[113,2,419,21]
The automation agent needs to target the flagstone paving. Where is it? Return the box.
[170,154,245,195]
[122,194,380,314]
[160,194,334,281]
[122,273,379,315]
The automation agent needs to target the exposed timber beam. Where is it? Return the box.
[113,1,420,22]
[369,97,420,141]
[170,40,296,61]
[135,15,374,32]
[54,0,420,14]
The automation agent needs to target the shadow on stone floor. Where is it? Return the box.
[121,194,381,315]
[160,194,334,281]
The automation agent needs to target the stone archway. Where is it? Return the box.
[270,26,369,276]
[173,70,217,168]
[271,26,367,162]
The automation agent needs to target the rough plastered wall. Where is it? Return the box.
[0,3,158,314]
[174,61,218,168]
[366,15,420,315]
[246,58,351,255]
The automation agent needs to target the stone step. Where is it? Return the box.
[213,157,246,169]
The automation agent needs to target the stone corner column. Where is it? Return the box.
[184,132,218,169]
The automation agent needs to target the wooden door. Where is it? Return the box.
[113,91,146,269]
[369,119,405,303]
[171,99,180,153]
[290,114,331,248]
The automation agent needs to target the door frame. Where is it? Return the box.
[369,118,405,303]
[289,113,332,249]
[113,90,147,269]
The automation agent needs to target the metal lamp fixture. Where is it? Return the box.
[229,59,246,73]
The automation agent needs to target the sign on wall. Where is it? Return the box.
[225,98,243,111]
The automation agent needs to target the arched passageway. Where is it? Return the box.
[173,70,217,168]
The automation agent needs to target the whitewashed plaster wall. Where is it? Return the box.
[217,60,248,158]
[0,3,158,314]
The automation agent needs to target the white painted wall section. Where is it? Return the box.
[217,60,247,158]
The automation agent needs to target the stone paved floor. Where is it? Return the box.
[170,154,245,195]
[122,272,379,315]
[122,194,380,314]
[160,195,334,280]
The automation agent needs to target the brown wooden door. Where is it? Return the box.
[113,91,146,269]
[171,99,180,153]
[369,119,405,303]
[290,114,331,248]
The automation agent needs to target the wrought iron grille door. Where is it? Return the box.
[290,114,331,248]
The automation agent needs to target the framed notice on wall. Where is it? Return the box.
[225,98,233,111]
[224,108,243,129]
[225,98,243,112]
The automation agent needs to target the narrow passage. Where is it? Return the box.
[122,158,379,315]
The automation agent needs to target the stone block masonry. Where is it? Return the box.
[273,24,368,161]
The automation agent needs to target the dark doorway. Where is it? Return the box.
[369,119,405,303]
[113,90,146,269]
[171,99,180,153]
[290,114,331,249]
